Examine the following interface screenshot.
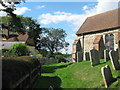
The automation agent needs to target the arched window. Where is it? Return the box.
[105,34,114,50]
[105,34,110,50]
[109,34,114,50]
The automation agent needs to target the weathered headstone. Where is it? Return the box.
[109,50,120,70]
[104,49,110,62]
[77,52,83,62]
[118,40,120,62]
[101,65,115,88]
[85,52,90,61]
[90,49,100,66]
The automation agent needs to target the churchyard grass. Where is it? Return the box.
[34,60,120,88]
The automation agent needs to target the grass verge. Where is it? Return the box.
[34,60,120,88]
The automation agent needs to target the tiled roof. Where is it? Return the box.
[2,29,9,35]
[1,29,35,46]
[1,29,28,42]
[26,38,35,46]
[7,37,18,42]
[76,8,120,35]
[17,33,28,41]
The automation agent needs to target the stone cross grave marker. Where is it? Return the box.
[77,52,83,62]
[104,49,110,62]
[90,49,100,66]
[109,50,120,70]
[101,65,115,88]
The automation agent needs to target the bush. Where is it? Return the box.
[55,55,66,63]
[2,56,41,88]
[38,49,48,57]
[8,43,29,56]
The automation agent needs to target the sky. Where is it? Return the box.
[0,0,120,54]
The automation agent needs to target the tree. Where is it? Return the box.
[0,0,25,33]
[36,28,69,56]
[1,15,41,38]
[38,49,48,57]
[18,16,41,38]
[1,15,25,34]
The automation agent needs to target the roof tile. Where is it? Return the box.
[76,8,120,35]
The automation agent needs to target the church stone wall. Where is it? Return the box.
[76,29,119,61]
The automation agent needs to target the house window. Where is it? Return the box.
[105,34,114,50]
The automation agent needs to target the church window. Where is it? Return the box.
[105,34,114,50]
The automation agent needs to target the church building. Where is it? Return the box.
[72,8,120,61]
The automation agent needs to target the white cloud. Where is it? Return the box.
[0,3,7,16]
[38,11,87,30]
[37,5,45,9]
[60,38,74,54]
[0,11,7,16]
[38,0,119,31]
[0,5,31,16]
[83,5,89,10]
[13,7,31,15]
[96,0,119,13]
[54,11,71,15]
[38,0,119,54]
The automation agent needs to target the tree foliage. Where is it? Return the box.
[0,0,25,33]
[1,16,41,38]
[36,28,69,55]
[38,49,48,57]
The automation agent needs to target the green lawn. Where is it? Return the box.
[34,60,120,88]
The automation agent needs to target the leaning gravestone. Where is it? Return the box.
[101,65,115,88]
[77,52,83,62]
[109,50,120,70]
[104,49,110,62]
[90,49,100,66]
[85,52,90,61]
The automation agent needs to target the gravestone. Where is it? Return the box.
[101,65,115,88]
[85,52,90,61]
[118,40,120,62]
[77,52,83,62]
[109,50,120,70]
[104,49,110,62]
[90,49,100,66]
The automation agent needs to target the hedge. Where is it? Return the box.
[2,56,41,88]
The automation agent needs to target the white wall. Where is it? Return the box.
[0,42,25,49]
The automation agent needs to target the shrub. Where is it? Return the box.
[38,49,48,57]
[55,55,66,63]
[8,43,29,56]
[2,56,41,88]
